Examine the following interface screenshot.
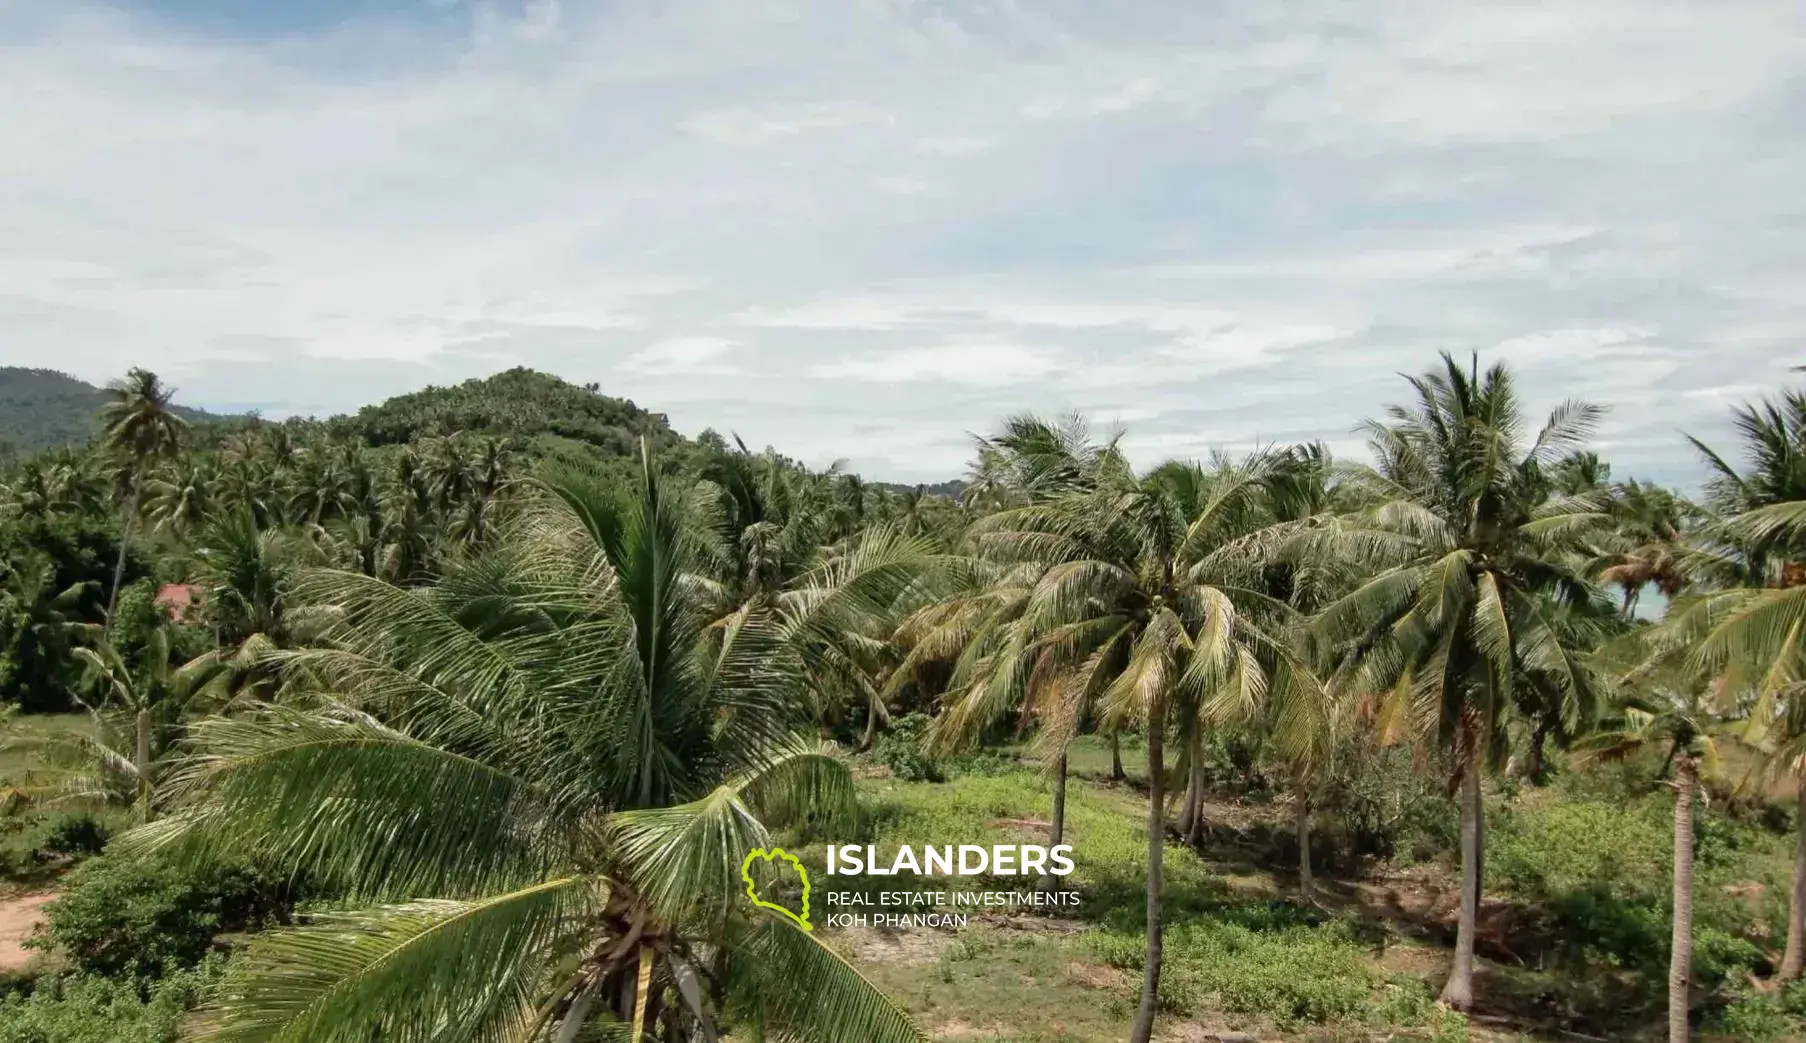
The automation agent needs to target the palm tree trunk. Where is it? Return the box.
[1295,785,1314,903]
[1670,754,1696,1043]
[134,708,152,825]
[1129,706,1166,1043]
[1182,750,1205,847]
[631,946,654,1042]
[1782,776,1806,980]
[859,705,879,752]
[104,486,139,635]
[1111,731,1126,782]
[1524,719,1551,786]
[1440,756,1483,1009]
[1039,752,1068,894]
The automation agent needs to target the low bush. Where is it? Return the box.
[874,713,943,783]
[35,814,107,860]
[35,853,303,979]
[0,956,223,1043]
[1314,743,1458,869]
[0,811,119,879]
[1711,980,1806,1041]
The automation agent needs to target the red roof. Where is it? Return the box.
[154,584,200,622]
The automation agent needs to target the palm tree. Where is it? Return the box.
[1211,443,1353,898]
[1595,480,1695,618]
[1580,630,1727,1043]
[99,368,186,632]
[900,417,1122,880]
[1670,389,1806,980]
[143,457,215,538]
[182,510,314,705]
[933,417,1284,1043]
[0,551,99,712]
[132,444,928,1041]
[1311,352,1611,1008]
[67,628,207,823]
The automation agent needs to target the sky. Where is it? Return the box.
[3,1,1804,485]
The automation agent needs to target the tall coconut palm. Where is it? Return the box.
[1582,633,1726,1043]
[130,444,928,1041]
[1671,389,1806,980]
[1207,443,1353,898]
[939,419,1285,1043]
[99,368,186,632]
[900,417,1124,880]
[1595,480,1695,618]
[1311,352,1611,1008]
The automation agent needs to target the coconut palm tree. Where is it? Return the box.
[1206,443,1353,898]
[180,510,319,706]
[899,417,1123,879]
[143,457,216,538]
[1310,352,1612,1008]
[1580,624,1729,1043]
[1595,480,1695,618]
[933,418,1286,1043]
[131,444,928,1041]
[1668,388,1806,980]
[66,627,208,823]
[99,368,186,632]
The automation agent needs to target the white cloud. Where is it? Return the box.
[619,336,741,375]
[873,175,940,197]
[809,344,1062,385]
[733,299,924,331]
[681,102,887,145]
[916,135,996,156]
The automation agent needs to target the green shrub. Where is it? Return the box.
[35,854,302,979]
[0,811,118,879]
[0,956,222,1043]
[1316,743,1457,867]
[874,714,943,783]
[1711,980,1806,1041]
[35,814,107,860]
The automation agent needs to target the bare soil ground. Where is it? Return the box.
[0,891,54,972]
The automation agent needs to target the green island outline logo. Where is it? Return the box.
[740,847,812,932]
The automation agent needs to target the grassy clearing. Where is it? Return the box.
[799,750,1802,1042]
[805,763,1471,1042]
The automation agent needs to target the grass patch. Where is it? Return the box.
[819,763,1473,1040]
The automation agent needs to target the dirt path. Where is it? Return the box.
[0,892,55,972]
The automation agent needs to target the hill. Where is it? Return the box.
[874,479,966,500]
[0,368,229,451]
[327,367,675,453]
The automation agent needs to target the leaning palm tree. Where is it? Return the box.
[99,368,186,631]
[1310,352,1612,1009]
[130,445,928,1041]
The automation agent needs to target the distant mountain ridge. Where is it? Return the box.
[0,367,230,451]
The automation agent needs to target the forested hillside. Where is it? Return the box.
[327,366,677,451]
[0,369,224,451]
